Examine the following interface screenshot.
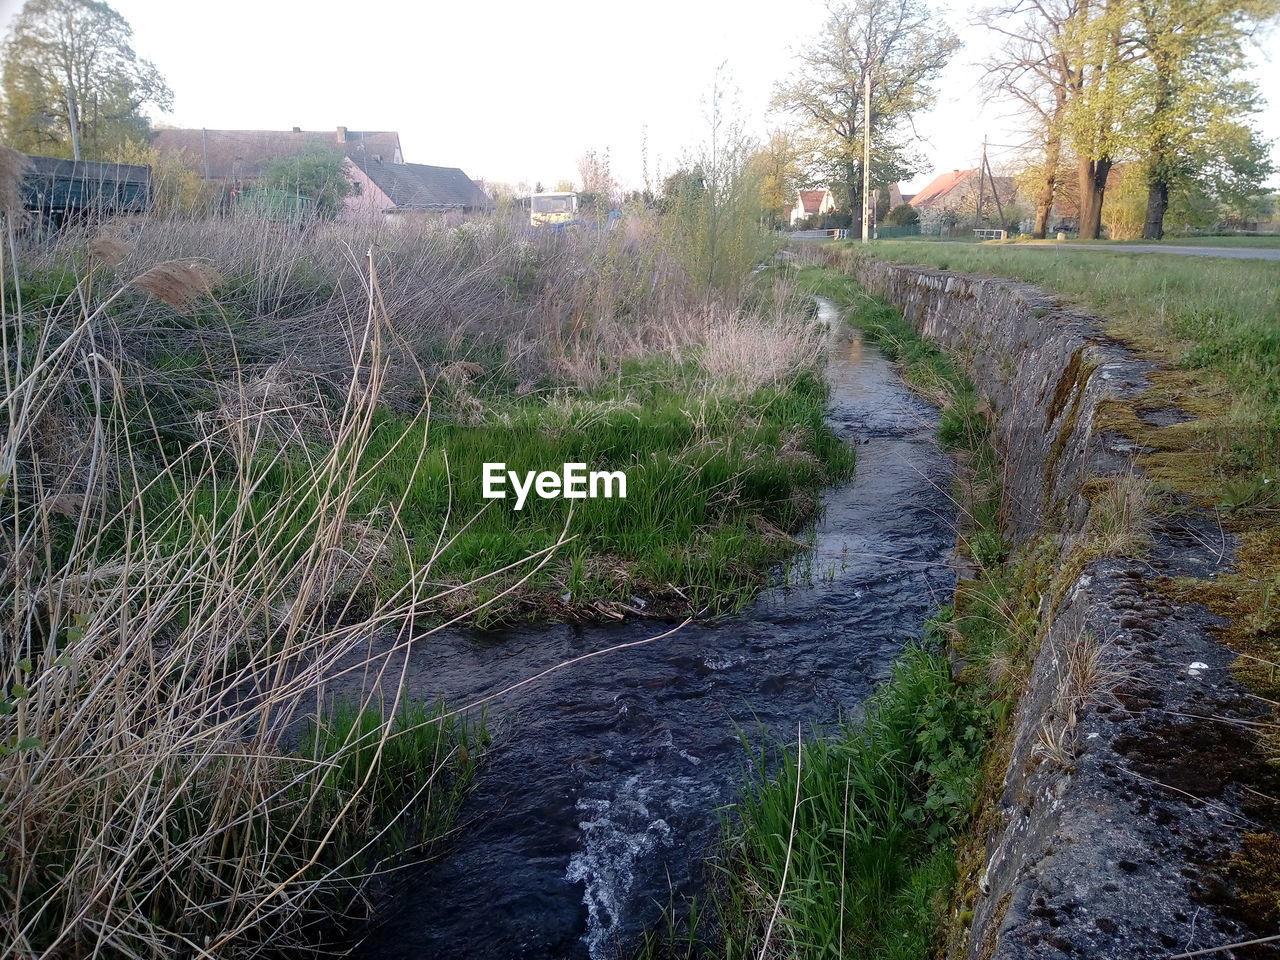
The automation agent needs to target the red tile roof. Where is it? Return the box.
[909,169,979,208]
[798,189,829,214]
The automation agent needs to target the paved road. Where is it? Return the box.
[980,241,1280,261]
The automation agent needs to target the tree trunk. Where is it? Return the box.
[1142,59,1174,241]
[1142,179,1168,240]
[1077,155,1112,239]
[1034,141,1062,239]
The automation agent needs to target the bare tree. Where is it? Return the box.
[979,0,1079,237]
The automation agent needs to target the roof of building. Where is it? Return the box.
[152,127,402,180]
[909,168,980,208]
[353,156,493,211]
[22,155,151,212]
[798,189,830,214]
[25,155,152,184]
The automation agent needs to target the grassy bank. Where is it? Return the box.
[0,199,830,957]
[844,241,1280,419]
[826,241,1280,934]
[1002,234,1280,248]
[639,272,1014,959]
[11,216,847,626]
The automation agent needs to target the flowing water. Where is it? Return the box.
[349,299,957,959]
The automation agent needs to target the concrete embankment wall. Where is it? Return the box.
[844,256,1272,959]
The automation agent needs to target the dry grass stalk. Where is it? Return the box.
[131,259,223,310]
[3,201,812,958]
[1086,472,1154,558]
[0,250,500,958]
[87,231,132,268]
[1034,629,1131,768]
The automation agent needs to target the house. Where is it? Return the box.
[344,157,494,218]
[887,183,915,208]
[19,154,151,229]
[909,168,1016,220]
[790,187,837,226]
[152,126,404,187]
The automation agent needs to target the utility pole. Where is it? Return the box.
[861,71,871,244]
[977,136,987,225]
[65,86,81,161]
[983,146,1006,227]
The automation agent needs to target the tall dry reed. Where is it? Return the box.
[1,192,797,956]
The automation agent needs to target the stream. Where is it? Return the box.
[348,298,957,959]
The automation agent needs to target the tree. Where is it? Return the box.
[772,0,959,217]
[981,0,1141,239]
[979,0,1079,237]
[258,150,359,219]
[985,0,1275,239]
[576,148,616,198]
[1128,0,1277,238]
[749,129,803,227]
[1101,162,1147,237]
[659,68,769,300]
[575,147,617,218]
[1060,0,1142,239]
[659,165,706,212]
[887,202,919,225]
[0,0,172,159]
[114,138,205,215]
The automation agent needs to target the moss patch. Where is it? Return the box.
[1223,832,1280,930]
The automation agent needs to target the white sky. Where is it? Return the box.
[1,0,1277,192]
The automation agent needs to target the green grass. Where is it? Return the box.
[299,701,487,859]
[362,362,851,615]
[638,643,992,960]
[134,355,854,625]
[12,699,484,953]
[1007,235,1280,248]
[850,241,1280,414]
[639,270,1007,960]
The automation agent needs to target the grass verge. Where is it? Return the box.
[844,241,1280,420]
[831,240,1280,938]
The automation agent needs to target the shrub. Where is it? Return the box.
[888,203,920,227]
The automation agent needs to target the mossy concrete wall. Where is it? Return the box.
[848,257,1274,959]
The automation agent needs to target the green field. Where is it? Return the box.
[1003,235,1280,248]
[845,241,1280,418]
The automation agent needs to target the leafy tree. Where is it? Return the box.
[0,0,172,159]
[748,129,803,227]
[1101,162,1147,237]
[114,138,206,215]
[576,148,616,201]
[772,0,959,216]
[660,69,769,300]
[984,0,1275,239]
[659,165,706,212]
[1128,0,1277,238]
[1059,0,1144,240]
[258,150,359,219]
[887,202,920,226]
